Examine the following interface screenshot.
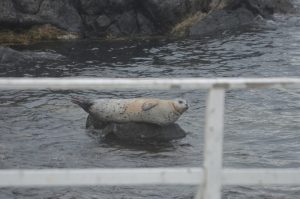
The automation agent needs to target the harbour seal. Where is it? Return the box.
[72,97,188,126]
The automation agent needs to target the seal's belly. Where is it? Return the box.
[90,99,180,125]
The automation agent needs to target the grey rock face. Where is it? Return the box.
[257,0,295,14]
[188,0,294,36]
[189,7,256,36]
[0,0,81,31]
[13,0,43,14]
[0,0,195,38]
[224,0,294,16]
[38,0,82,32]
[96,15,111,30]
[0,0,18,24]
[139,0,191,33]
[0,0,295,40]
[79,0,108,15]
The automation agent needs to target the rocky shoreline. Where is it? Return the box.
[0,0,296,44]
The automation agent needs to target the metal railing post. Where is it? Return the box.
[195,88,225,199]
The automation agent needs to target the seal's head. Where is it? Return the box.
[172,99,189,114]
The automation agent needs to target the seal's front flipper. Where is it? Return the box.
[142,102,158,111]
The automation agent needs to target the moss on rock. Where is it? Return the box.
[171,12,206,37]
[0,24,79,45]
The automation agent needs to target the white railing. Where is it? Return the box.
[0,77,300,199]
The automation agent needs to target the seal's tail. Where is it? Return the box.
[71,96,93,113]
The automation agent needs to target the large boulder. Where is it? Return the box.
[189,7,258,36]
[13,0,43,14]
[86,115,187,142]
[78,0,108,15]
[37,0,82,32]
[187,0,295,36]
[0,0,82,32]
[138,0,192,33]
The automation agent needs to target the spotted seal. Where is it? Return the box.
[72,97,188,126]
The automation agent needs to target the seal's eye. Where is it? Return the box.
[178,100,183,104]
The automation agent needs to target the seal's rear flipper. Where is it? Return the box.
[71,96,93,113]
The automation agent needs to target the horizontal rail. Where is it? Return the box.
[223,169,300,185]
[0,168,203,187]
[0,78,299,90]
[1,168,300,187]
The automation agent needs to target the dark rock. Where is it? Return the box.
[104,122,187,142]
[0,46,31,65]
[0,0,82,31]
[96,15,112,30]
[106,24,121,37]
[0,0,18,25]
[189,7,257,36]
[224,0,295,16]
[38,0,82,32]
[86,114,187,142]
[13,0,43,14]
[80,0,192,37]
[136,12,155,34]
[258,0,295,14]
[188,0,294,36]
[0,0,296,42]
[0,46,64,66]
[115,10,138,35]
[81,15,98,36]
[79,0,108,15]
[107,0,136,13]
[139,0,191,33]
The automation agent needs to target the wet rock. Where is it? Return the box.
[79,0,108,15]
[105,24,121,38]
[115,10,139,35]
[0,0,18,24]
[104,122,186,142]
[187,0,295,36]
[96,15,112,30]
[224,0,295,16]
[137,12,155,34]
[139,0,192,33]
[0,0,82,32]
[0,24,79,44]
[189,7,257,36]
[107,0,136,13]
[0,0,193,40]
[0,0,296,42]
[13,0,43,14]
[86,115,187,142]
[0,46,31,65]
[38,0,82,32]
[0,46,64,66]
